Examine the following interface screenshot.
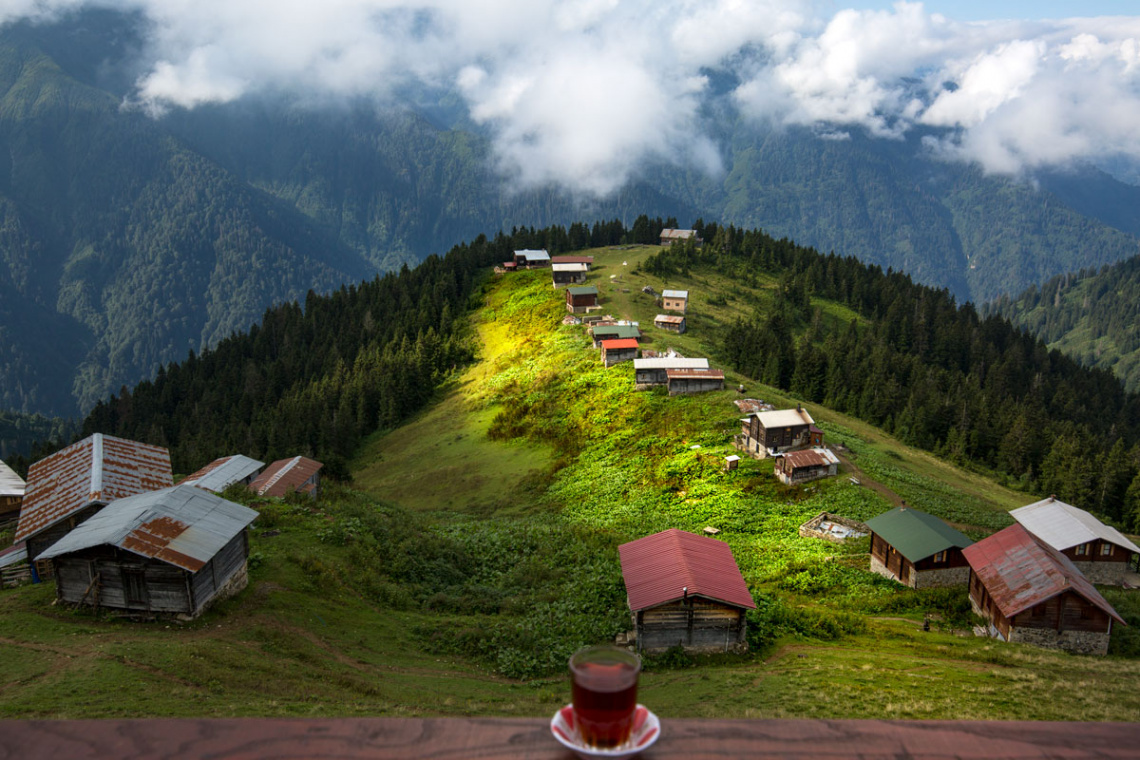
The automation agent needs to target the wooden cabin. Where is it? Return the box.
[619,529,755,654]
[865,506,973,588]
[550,255,593,269]
[565,286,599,314]
[634,357,708,388]
[513,249,551,269]
[0,460,25,527]
[774,447,839,485]
[666,368,724,395]
[1010,497,1140,585]
[964,524,1126,655]
[654,314,685,333]
[14,434,173,579]
[551,262,589,286]
[38,485,258,618]
[661,289,688,313]
[600,338,639,368]
[249,456,323,499]
[591,324,641,347]
[738,406,817,459]
[659,229,701,247]
[180,455,265,494]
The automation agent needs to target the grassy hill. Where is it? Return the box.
[2,249,1139,721]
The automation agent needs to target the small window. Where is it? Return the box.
[932,550,947,563]
[1100,543,1114,557]
[1075,543,1090,556]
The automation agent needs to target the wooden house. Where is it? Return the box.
[0,460,25,526]
[659,229,701,247]
[774,447,839,485]
[591,324,640,347]
[180,455,264,494]
[634,357,708,388]
[249,456,323,499]
[14,434,173,579]
[513,249,551,269]
[38,485,258,618]
[964,524,1126,655]
[666,368,724,395]
[865,506,973,588]
[600,338,639,368]
[550,255,593,269]
[1010,497,1140,585]
[654,314,685,334]
[738,406,818,459]
[661,289,688,313]
[551,262,589,286]
[619,529,755,654]
[565,286,599,314]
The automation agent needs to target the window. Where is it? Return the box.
[1075,543,1090,556]
[932,550,948,563]
[1101,543,1114,557]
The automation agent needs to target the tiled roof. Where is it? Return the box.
[249,457,323,498]
[15,434,173,543]
[1011,497,1140,555]
[37,485,257,573]
[619,529,755,612]
[180,455,265,494]
[865,506,973,564]
[963,524,1125,625]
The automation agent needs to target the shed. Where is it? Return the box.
[661,289,689,314]
[566,286,599,314]
[0,460,25,524]
[249,456,323,498]
[865,506,973,588]
[591,324,640,347]
[665,368,724,395]
[551,262,589,286]
[619,529,755,654]
[653,314,686,334]
[659,229,701,247]
[14,434,174,573]
[774,447,839,485]
[38,485,258,618]
[513,249,551,268]
[0,541,30,587]
[600,338,639,368]
[724,455,740,472]
[180,455,265,494]
[964,524,1125,655]
[1010,497,1140,585]
[634,357,708,387]
[739,406,815,459]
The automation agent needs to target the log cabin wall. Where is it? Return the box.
[26,504,104,564]
[54,547,193,614]
[637,597,747,653]
[190,531,249,614]
[913,548,970,571]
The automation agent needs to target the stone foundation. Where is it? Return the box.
[869,555,911,587]
[1070,561,1130,585]
[913,566,970,589]
[1008,625,1111,656]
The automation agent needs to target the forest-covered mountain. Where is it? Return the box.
[989,254,1140,394]
[3,9,1140,417]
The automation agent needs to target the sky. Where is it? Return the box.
[3,0,1140,195]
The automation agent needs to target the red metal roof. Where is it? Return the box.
[782,449,827,469]
[963,524,1125,625]
[249,456,323,498]
[15,434,173,542]
[619,529,755,612]
[665,369,725,379]
[601,339,639,350]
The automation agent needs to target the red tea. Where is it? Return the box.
[570,657,639,749]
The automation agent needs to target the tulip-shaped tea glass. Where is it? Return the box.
[568,645,642,749]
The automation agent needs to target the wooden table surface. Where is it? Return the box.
[2,717,1139,759]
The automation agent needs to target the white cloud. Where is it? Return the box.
[6,0,1140,191]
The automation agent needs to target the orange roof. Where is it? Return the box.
[601,339,639,350]
[619,529,755,612]
[249,456,323,498]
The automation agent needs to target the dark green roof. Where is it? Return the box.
[865,507,973,562]
[567,286,598,296]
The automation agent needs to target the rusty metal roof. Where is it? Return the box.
[782,449,828,469]
[0,460,25,497]
[36,485,257,572]
[654,314,685,324]
[249,456,323,498]
[665,369,725,379]
[601,339,639,350]
[1011,497,1140,555]
[14,434,173,543]
[619,529,755,612]
[963,524,1125,626]
[180,455,265,494]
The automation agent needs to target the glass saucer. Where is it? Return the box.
[549,703,660,759]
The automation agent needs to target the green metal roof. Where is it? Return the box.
[567,286,598,296]
[865,507,973,562]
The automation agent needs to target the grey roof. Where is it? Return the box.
[752,408,815,428]
[662,290,688,299]
[1011,497,1140,555]
[633,358,708,370]
[180,455,264,493]
[0,542,27,569]
[37,485,258,572]
[865,506,973,563]
[552,262,588,272]
[0,460,25,497]
[516,249,550,261]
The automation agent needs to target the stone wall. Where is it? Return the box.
[914,566,970,589]
[869,555,909,586]
[1070,561,1130,585]
[1009,625,1111,656]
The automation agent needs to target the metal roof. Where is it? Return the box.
[1011,497,1140,555]
[963,524,1125,626]
[249,456,323,498]
[634,358,708,370]
[601,339,639,350]
[15,434,173,543]
[864,506,973,563]
[654,314,685,324]
[750,408,815,428]
[619,529,755,612]
[515,249,550,261]
[180,455,265,494]
[550,256,594,264]
[782,448,837,469]
[567,286,598,296]
[592,325,641,339]
[662,290,688,299]
[660,229,697,240]
[551,262,588,272]
[0,460,25,497]
[0,541,27,569]
[666,368,724,380]
[37,485,258,572]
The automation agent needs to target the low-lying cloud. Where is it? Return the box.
[5,1,1140,194]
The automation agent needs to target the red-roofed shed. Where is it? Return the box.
[249,457,323,499]
[600,338,639,367]
[964,524,1125,655]
[618,529,755,654]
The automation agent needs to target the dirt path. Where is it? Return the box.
[834,450,904,506]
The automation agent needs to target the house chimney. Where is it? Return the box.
[682,586,688,601]
[900,501,907,511]
[1049,495,1055,502]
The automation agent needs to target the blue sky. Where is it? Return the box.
[840,1,1139,21]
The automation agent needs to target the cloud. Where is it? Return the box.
[7,1,1140,192]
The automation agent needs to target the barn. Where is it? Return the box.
[619,529,755,654]
[964,523,1126,655]
[653,314,685,333]
[565,286,599,314]
[37,485,258,618]
[1010,497,1140,585]
[249,456,323,498]
[180,455,265,494]
[865,506,973,588]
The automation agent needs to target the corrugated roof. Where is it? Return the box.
[552,262,588,272]
[37,485,258,572]
[0,460,25,497]
[567,286,598,296]
[592,325,641,340]
[619,529,755,612]
[180,455,265,494]
[751,408,815,428]
[865,506,973,563]
[783,449,828,469]
[662,290,688,299]
[660,229,697,240]
[550,256,594,264]
[634,358,708,370]
[249,456,323,498]
[15,434,173,543]
[963,524,1125,626]
[601,339,639,350]
[515,249,550,261]
[654,314,685,324]
[666,369,724,379]
[0,541,27,569]
[1011,497,1140,555]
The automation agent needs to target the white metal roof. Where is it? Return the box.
[662,290,688,299]
[751,408,815,428]
[0,460,25,497]
[1011,497,1140,554]
[180,455,264,493]
[551,262,588,272]
[633,358,709,370]
[515,249,550,261]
